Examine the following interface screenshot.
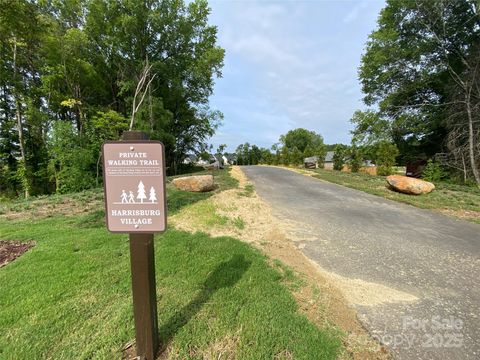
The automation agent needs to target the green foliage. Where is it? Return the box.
[358,0,480,183]
[332,145,348,171]
[90,110,129,141]
[350,110,391,146]
[303,144,315,158]
[235,143,270,165]
[348,146,363,173]
[376,166,391,176]
[0,0,225,198]
[216,144,226,154]
[291,146,303,166]
[281,146,290,166]
[274,128,327,167]
[271,143,280,165]
[47,121,95,193]
[422,160,446,183]
[14,160,30,199]
[281,128,323,153]
[374,141,399,176]
[240,184,255,197]
[280,128,326,164]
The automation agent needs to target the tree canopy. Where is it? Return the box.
[356,0,480,185]
[0,0,224,197]
[234,128,328,167]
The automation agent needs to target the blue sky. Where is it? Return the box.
[207,0,385,152]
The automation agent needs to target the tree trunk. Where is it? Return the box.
[13,38,29,198]
[461,153,467,183]
[465,93,480,187]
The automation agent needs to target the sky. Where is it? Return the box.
[207,0,386,152]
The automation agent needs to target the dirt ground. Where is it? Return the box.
[0,240,34,268]
[171,166,390,359]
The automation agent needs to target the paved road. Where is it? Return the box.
[242,166,480,360]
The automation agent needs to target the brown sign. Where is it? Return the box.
[102,141,166,233]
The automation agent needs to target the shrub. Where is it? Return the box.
[333,145,347,171]
[422,159,445,183]
[349,146,363,173]
[374,141,399,176]
[377,165,393,176]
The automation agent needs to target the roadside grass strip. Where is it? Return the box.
[0,168,342,359]
[308,168,480,224]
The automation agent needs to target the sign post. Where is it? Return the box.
[102,131,166,360]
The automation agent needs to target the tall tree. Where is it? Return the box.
[0,0,48,197]
[359,0,480,185]
[280,128,326,164]
[0,0,225,198]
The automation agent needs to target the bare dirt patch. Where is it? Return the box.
[171,166,391,359]
[0,240,34,267]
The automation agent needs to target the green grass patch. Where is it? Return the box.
[272,259,305,292]
[0,167,341,359]
[0,217,341,359]
[232,216,245,230]
[311,168,480,223]
[239,184,255,197]
[0,168,238,218]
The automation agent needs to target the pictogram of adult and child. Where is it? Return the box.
[116,181,157,204]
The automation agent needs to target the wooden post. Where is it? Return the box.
[122,131,158,360]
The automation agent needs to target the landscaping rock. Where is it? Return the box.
[386,175,435,195]
[172,175,215,192]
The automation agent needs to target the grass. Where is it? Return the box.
[309,168,480,223]
[239,184,255,197]
[0,168,238,218]
[0,188,104,215]
[232,216,245,230]
[0,168,342,359]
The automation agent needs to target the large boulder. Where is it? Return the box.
[172,175,215,192]
[386,175,435,195]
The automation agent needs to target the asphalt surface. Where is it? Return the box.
[242,166,480,360]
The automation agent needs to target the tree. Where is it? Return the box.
[281,146,290,166]
[349,145,363,173]
[216,144,227,154]
[0,0,225,198]
[271,143,280,165]
[303,144,315,158]
[374,141,399,176]
[333,144,348,171]
[47,121,96,193]
[422,159,446,183]
[129,62,156,131]
[250,145,262,165]
[260,148,273,164]
[279,128,326,166]
[350,110,391,146]
[280,128,325,153]
[359,0,480,186]
[291,147,303,166]
[0,0,47,197]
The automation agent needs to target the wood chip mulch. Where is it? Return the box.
[0,240,34,268]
